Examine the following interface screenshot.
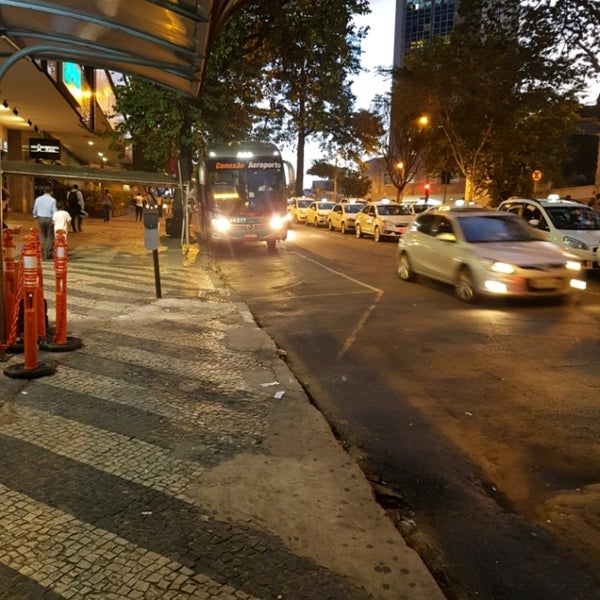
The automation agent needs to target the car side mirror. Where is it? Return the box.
[436,233,456,242]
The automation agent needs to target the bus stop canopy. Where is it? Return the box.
[0,0,250,173]
[0,0,249,97]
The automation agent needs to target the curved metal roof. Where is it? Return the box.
[0,0,248,96]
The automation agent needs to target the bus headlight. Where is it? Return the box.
[211,217,231,232]
[269,215,285,230]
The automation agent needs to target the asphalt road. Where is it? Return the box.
[208,224,600,600]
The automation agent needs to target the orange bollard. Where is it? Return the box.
[39,230,82,352]
[21,237,39,370]
[53,230,68,344]
[3,235,56,379]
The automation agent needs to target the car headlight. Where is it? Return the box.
[211,217,230,232]
[563,235,589,251]
[565,259,582,272]
[482,259,515,274]
[384,220,395,227]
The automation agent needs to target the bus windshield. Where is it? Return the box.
[208,166,284,217]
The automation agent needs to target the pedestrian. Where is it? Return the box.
[134,191,144,221]
[102,188,113,222]
[67,183,84,232]
[1,187,21,235]
[32,186,57,259]
[52,200,72,239]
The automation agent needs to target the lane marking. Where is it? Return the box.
[292,251,384,359]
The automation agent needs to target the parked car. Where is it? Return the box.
[305,200,336,227]
[396,207,586,303]
[497,196,600,270]
[355,200,416,241]
[327,200,365,233]
[288,197,313,225]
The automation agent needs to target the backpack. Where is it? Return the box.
[67,190,79,210]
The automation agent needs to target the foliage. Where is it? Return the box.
[108,0,375,195]
[521,0,600,80]
[226,0,371,194]
[385,0,586,204]
[374,90,437,199]
[307,159,371,197]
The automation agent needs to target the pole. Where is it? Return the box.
[152,249,162,298]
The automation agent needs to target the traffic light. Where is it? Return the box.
[424,183,430,201]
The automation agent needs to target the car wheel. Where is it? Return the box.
[373,226,381,242]
[340,222,346,234]
[455,267,478,303]
[266,238,277,252]
[328,219,334,231]
[355,224,362,238]
[397,252,415,281]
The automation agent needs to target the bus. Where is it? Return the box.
[201,141,292,250]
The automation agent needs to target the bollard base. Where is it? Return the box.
[4,361,57,379]
[39,336,83,352]
[5,341,25,354]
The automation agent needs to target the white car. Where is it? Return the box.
[396,207,586,303]
[327,201,365,233]
[288,197,313,225]
[305,200,336,227]
[355,201,416,241]
[498,197,600,270]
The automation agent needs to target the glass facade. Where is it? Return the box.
[394,0,459,65]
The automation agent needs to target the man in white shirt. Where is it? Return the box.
[33,186,57,258]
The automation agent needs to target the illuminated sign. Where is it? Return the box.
[215,161,245,170]
[29,138,61,160]
[62,62,84,103]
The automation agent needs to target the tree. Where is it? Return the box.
[390,0,586,204]
[238,0,370,195]
[521,0,600,77]
[109,0,374,193]
[307,159,371,197]
[374,89,436,200]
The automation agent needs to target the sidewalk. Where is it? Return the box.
[0,211,444,599]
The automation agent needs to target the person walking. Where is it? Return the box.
[52,200,72,239]
[33,186,57,259]
[102,188,113,222]
[67,184,84,232]
[134,192,144,221]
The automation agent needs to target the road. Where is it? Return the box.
[208,224,600,600]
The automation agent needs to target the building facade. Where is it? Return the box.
[393,0,460,68]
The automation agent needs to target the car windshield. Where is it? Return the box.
[378,204,410,216]
[458,215,536,243]
[544,205,600,230]
[317,203,335,210]
[296,200,312,208]
[345,204,363,213]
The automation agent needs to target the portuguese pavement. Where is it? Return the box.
[0,211,444,600]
